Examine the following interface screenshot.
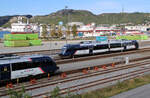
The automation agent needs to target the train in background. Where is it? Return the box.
[59,40,139,58]
[0,54,59,83]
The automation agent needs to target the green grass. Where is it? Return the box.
[80,74,150,98]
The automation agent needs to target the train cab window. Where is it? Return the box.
[32,61,41,67]
[40,58,53,67]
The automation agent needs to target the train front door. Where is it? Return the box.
[0,64,11,81]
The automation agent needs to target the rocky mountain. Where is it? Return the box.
[30,9,98,25]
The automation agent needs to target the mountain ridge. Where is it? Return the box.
[0,9,150,27]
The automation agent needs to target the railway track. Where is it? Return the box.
[1,47,150,65]
[33,60,150,98]
[35,68,150,98]
[0,49,61,56]
[56,47,150,64]
[1,56,150,97]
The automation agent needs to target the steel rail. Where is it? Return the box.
[34,67,150,98]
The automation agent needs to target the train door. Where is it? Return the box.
[0,64,11,81]
[89,45,93,55]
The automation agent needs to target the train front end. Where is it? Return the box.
[59,44,78,58]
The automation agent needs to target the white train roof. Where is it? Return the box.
[79,40,134,46]
[0,55,49,65]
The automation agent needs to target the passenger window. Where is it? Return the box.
[12,62,27,71]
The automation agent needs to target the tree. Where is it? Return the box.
[41,24,48,38]
[8,86,31,98]
[58,26,63,38]
[66,25,71,38]
[50,86,61,98]
[72,24,77,38]
[50,24,57,37]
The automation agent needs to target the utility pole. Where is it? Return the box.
[65,6,68,44]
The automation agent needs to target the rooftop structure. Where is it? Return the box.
[68,22,84,27]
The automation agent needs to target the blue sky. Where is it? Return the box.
[0,0,150,16]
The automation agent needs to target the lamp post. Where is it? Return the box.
[65,6,68,44]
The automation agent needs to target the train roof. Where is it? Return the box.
[0,54,51,65]
[80,40,135,44]
[63,40,137,48]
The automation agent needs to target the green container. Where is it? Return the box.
[29,40,41,46]
[4,41,29,47]
[4,34,26,41]
[4,41,12,47]
[26,34,39,40]
[140,35,148,40]
[116,35,148,40]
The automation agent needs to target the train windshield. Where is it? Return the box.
[62,46,67,54]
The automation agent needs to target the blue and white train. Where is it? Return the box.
[59,40,139,58]
[0,55,59,83]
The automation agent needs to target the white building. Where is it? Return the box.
[11,22,31,33]
[68,22,84,27]
[77,24,120,37]
[77,24,94,37]
[125,25,150,31]
[11,17,39,33]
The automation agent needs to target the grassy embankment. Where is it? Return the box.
[80,74,150,98]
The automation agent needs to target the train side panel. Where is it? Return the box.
[0,55,59,82]
[11,68,44,79]
[59,40,139,58]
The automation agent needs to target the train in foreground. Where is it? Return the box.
[0,55,59,83]
[59,40,139,58]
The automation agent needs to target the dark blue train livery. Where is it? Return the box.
[0,55,59,83]
[59,40,139,58]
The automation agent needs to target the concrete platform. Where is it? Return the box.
[0,40,87,54]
